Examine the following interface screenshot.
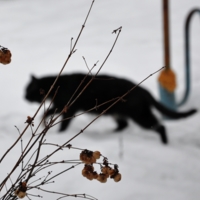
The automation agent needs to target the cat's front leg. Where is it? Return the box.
[58,109,76,132]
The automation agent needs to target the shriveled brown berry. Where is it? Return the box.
[101,166,111,177]
[101,167,107,174]
[0,49,12,64]
[83,164,94,172]
[91,156,97,163]
[92,171,98,179]
[82,169,93,180]
[108,168,116,176]
[82,169,88,177]
[93,151,101,159]
[113,173,122,182]
[97,173,107,183]
[80,152,86,161]
[18,191,26,199]
[82,164,95,180]
[19,182,27,192]
[86,172,94,180]
[15,190,26,198]
[80,150,96,164]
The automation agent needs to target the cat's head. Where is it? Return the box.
[25,75,43,103]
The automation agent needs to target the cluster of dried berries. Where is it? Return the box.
[80,150,121,183]
[80,149,101,164]
[0,46,12,64]
[14,182,27,199]
[99,165,121,183]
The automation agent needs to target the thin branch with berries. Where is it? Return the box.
[0,0,164,199]
[0,1,122,200]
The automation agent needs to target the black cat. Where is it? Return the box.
[25,73,196,144]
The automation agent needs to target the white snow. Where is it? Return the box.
[0,0,200,200]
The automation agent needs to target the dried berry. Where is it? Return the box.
[93,151,101,159]
[101,166,111,177]
[80,150,96,164]
[113,173,122,182]
[0,47,12,65]
[82,165,95,180]
[19,182,27,192]
[83,164,94,172]
[85,171,94,180]
[15,190,26,199]
[97,173,108,183]
[92,171,98,179]
[82,169,88,177]
[108,168,116,176]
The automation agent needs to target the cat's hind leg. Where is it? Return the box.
[57,109,76,132]
[131,111,168,144]
[152,124,167,144]
[113,116,128,131]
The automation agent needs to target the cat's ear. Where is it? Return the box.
[31,75,37,81]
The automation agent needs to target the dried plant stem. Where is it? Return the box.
[69,27,122,108]
[50,27,122,128]
[32,0,95,122]
[0,0,95,191]
[41,163,80,184]
[34,188,97,200]
[0,0,164,198]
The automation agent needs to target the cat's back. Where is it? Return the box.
[58,73,140,97]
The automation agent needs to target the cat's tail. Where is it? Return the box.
[149,94,197,119]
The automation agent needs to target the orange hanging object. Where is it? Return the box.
[0,46,12,64]
[158,68,176,92]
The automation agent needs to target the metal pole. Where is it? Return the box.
[158,0,176,112]
[163,0,170,69]
[178,8,200,106]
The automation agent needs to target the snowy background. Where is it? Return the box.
[0,0,200,199]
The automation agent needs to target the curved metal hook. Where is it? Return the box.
[178,8,200,106]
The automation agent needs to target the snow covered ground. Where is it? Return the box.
[0,0,200,199]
